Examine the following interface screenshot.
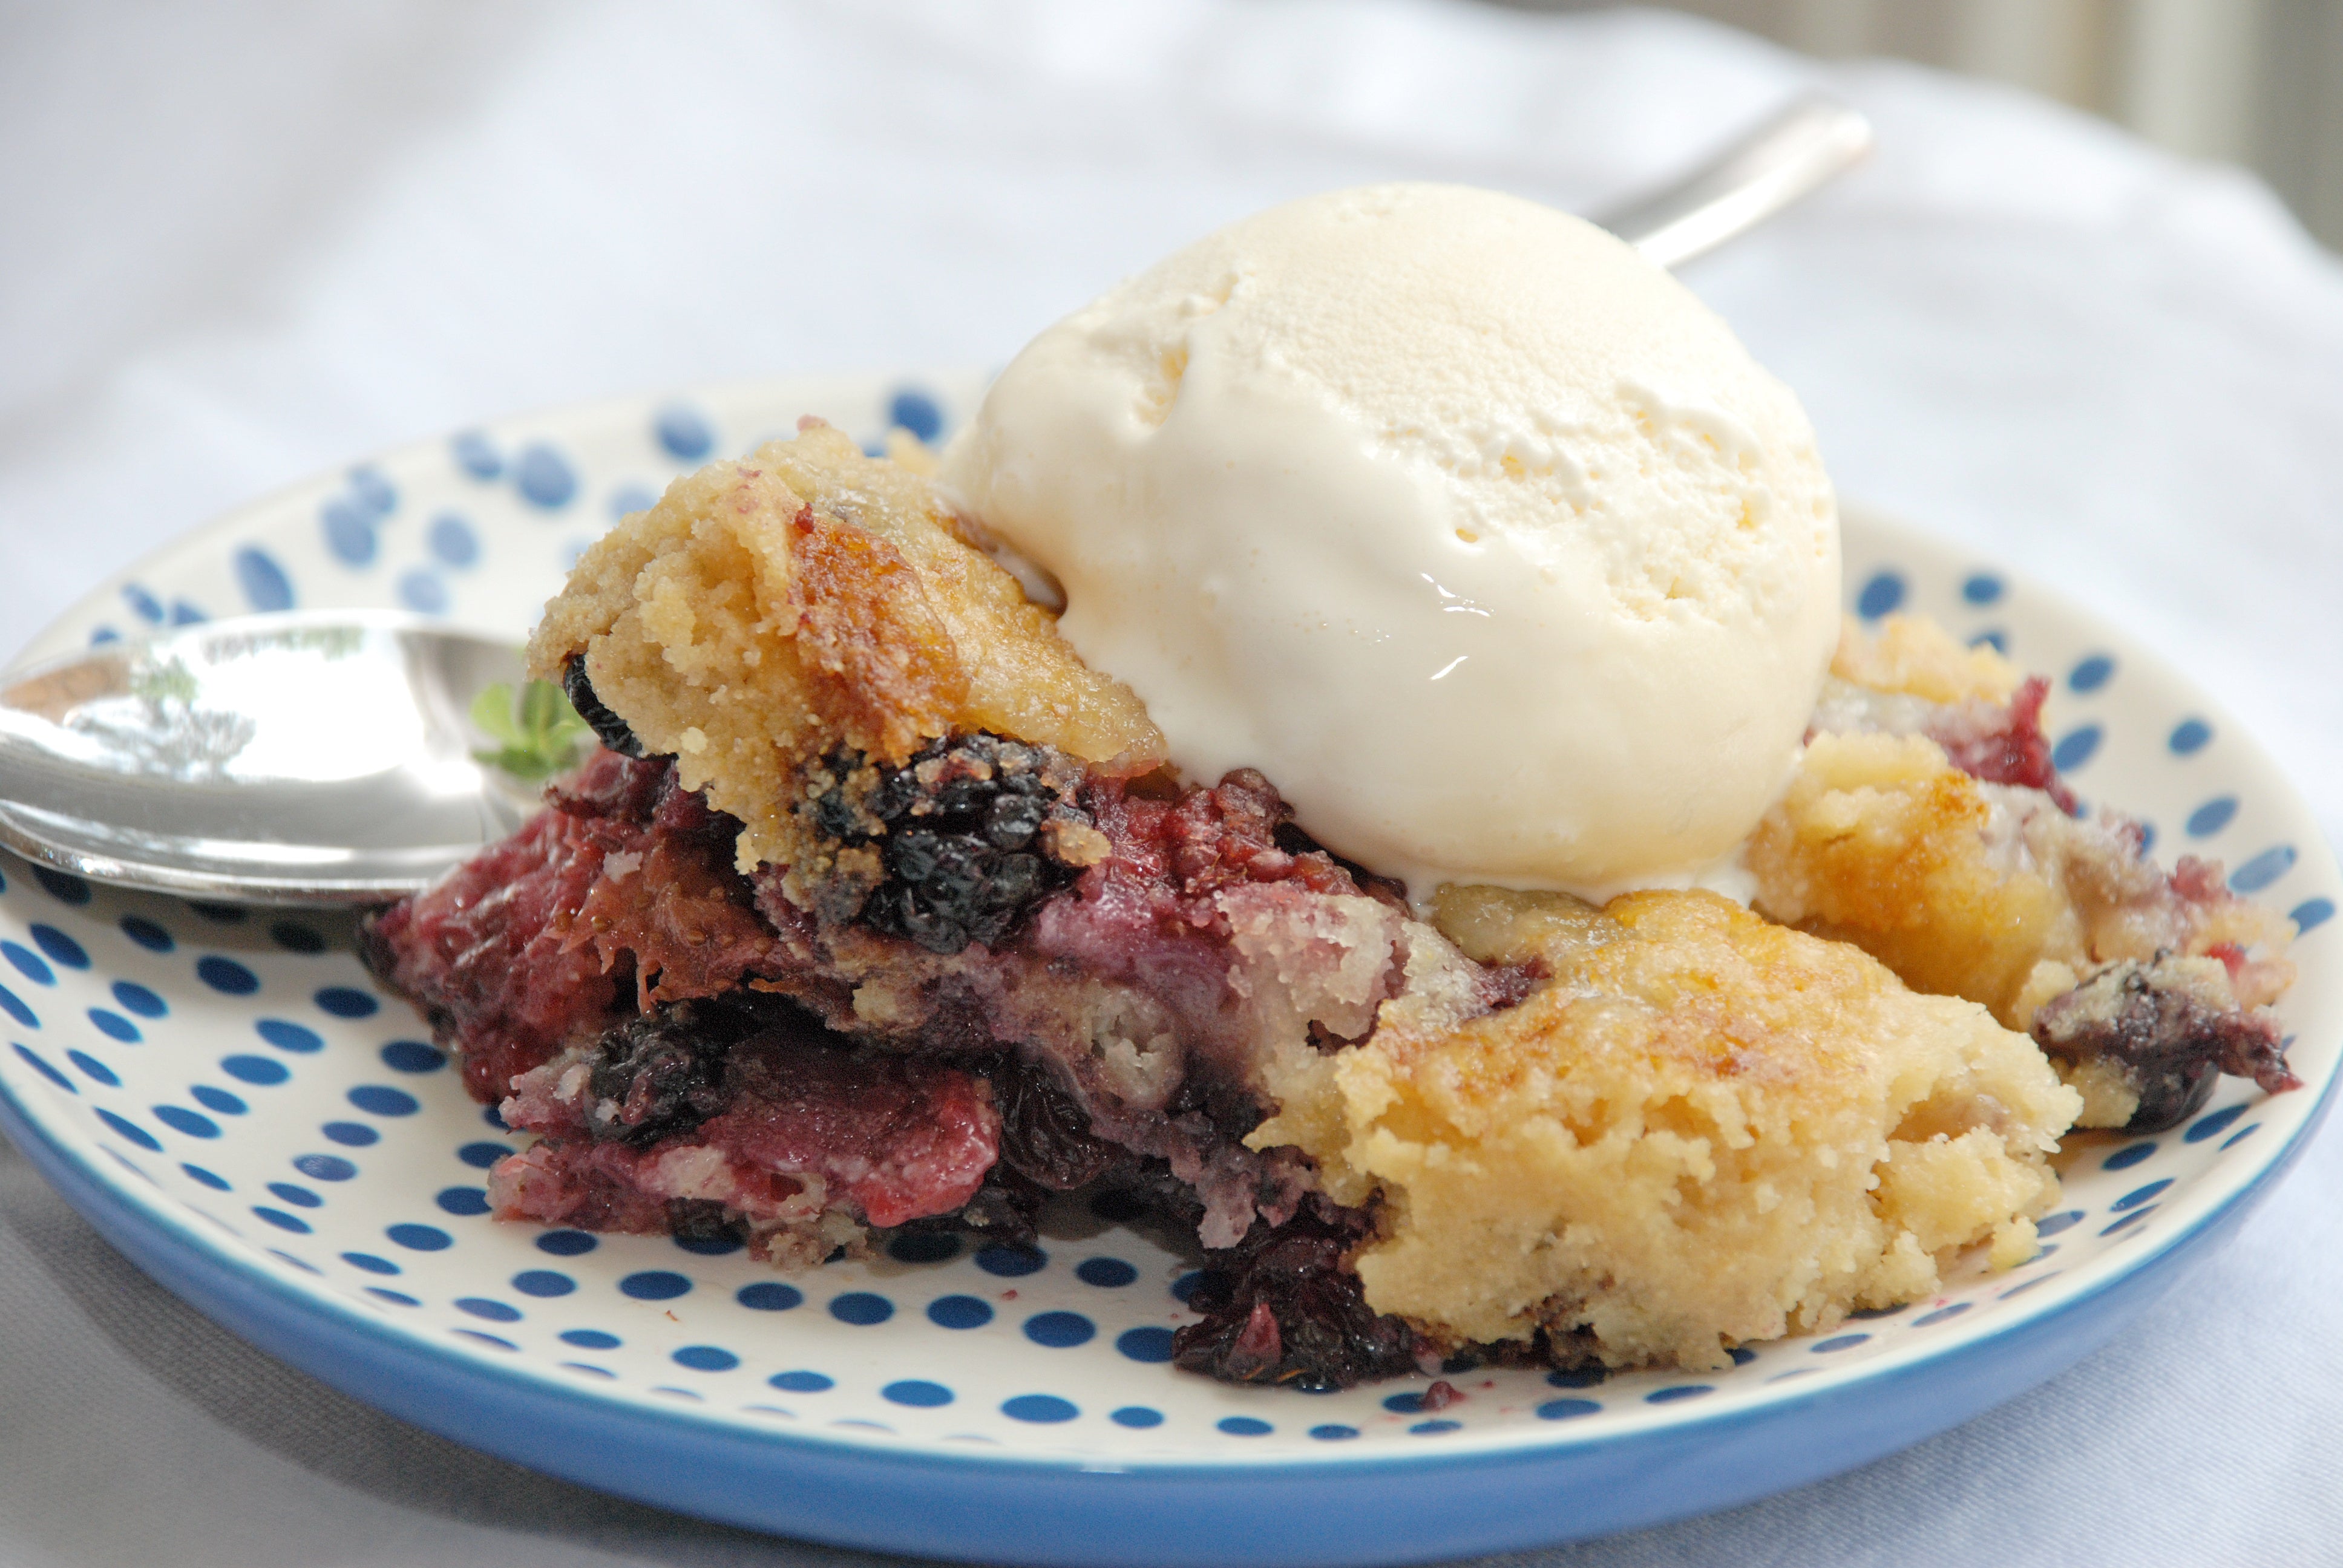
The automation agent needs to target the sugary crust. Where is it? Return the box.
[527,425,1164,871]
[1748,730,2082,1022]
[1747,730,2295,1031]
[1248,886,2077,1370]
[1831,612,2022,705]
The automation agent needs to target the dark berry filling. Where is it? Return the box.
[801,734,1095,953]
[1929,676,2079,814]
[562,653,645,759]
[2032,953,2298,1132]
[1171,1200,1420,1391]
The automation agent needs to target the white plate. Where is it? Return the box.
[1,373,2334,1566]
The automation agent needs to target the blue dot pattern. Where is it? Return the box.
[87,1009,139,1042]
[2051,725,2102,772]
[316,987,379,1018]
[112,981,167,1016]
[1855,570,1904,619]
[95,1110,160,1151]
[830,1292,894,1326]
[928,1295,993,1330]
[119,918,174,953]
[657,406,715,460]
[382,1041,445,1073]
[234,548,294,612]
[1076,1257,1138,1287]
[259,1020,323,1053]
[5,944,54,985]
[452,1293,517,1322]
[430,513,480,567]
[975,1246,1046,1278]
[769,1371,832,1393]
[195,958,258,995]
[738,1282,802,1312]
[515,445,577,509]
[2232,845,2298,893]
[1003,1395,1077,1424]
[349,1086,419,1116]
[888,388,944,443]
[14,1045,74,1093]
[883,1379,952,1408]
[31,925,90,969]
[2187,797,2239,837]
[1960,572,2004,604]
[1023,1311,1095,1348]
[67,1050,118,1086]
[32,869,91,905]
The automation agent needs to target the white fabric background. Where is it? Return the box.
[4,2,2342,1564]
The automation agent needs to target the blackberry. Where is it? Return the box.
[1171,1200,1419,1391]
[562,653,645,759]
[582,994,802,1147]
[988,1053,1127,1192]
[802,734,1096,955]
[2032,955,2296,1132]
[666,1197,746,1246]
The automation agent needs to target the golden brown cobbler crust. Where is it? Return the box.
[526,424,1164,874]
[1751,621,2292,1025]
[1251,886,2076,1370]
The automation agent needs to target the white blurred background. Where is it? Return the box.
[1508,0,2343,246]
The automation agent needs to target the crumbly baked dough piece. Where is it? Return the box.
[1749,621,2292,1025]
[1249,886,2079,1371]
[1828,611,2021,705]
[528,425,1164,872]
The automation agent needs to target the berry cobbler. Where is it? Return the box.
[360,425,2297,1387]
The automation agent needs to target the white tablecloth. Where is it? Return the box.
[5,3,2342,1563]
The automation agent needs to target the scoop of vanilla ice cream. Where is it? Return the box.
[946,183,1840,898]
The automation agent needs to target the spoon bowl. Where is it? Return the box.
[0,612,537,904]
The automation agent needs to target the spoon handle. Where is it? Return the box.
[1592,91,1874,270]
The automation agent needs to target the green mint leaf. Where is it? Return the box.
[470,682,522,745]
[470,679,591,783]
[517,677,565,740]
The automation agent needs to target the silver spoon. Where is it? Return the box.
[0,94,1873,906]
[0,613,542,904]
[1598,91,1873,268]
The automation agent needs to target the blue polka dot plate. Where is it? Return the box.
[0,374,2335,1566]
